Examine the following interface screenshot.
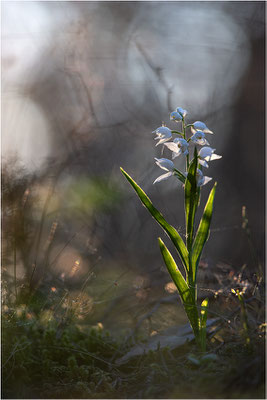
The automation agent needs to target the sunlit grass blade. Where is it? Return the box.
[184,148,199,251]
[158,238,199,337]
[191,183,217,281]
[121,167,189,272]
[233,289,251,346]
[199,298,209,352]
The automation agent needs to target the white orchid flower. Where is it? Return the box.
[153,158,174,184]
[164,138,189,159]
[196,168,212,187]
[176,107,188,118]
[198,147,222,168]
[153,126,172,146]
[190,130,210,146]
[184,168,212,186]
[170,111,183,122]
[191,121,213,134]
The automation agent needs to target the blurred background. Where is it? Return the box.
[2,1,265,333]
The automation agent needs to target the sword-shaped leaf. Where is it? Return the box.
[173,168,186,184]
[158,238,199,337]
[184,148,199,251]
[121,168,189,272]
[191,183,217,281]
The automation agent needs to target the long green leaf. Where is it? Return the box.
[158,238,199,337]
[185,148,199,251]
[199,298,209,352]
[121,168,189,272]
[191,183,217,281]
[173,168,186,184]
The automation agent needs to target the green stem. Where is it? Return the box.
[171,130,183,136]
[237,291,250,345]
[182,118,189,171]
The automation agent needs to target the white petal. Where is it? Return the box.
[177,107,188,117]
[155,158,174,171]
[198,159,209,168]
[199,147,222,161]
[154,126,172,135]
[196,168,203,178]
[202,176,213,186]
[153,171,173,184]
[170,111,182,121]
[164,142,179,153]
[172,149,182,159]
[193,121,206,130]
[193,121,213,134]
[155,137,172,146]
[195,138,210,146]
[174,138,188,146]
[210,153,222,161]
[199,146,214,158]
[203,128,213,134]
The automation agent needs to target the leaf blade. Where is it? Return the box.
[158,238,199,337]
[184,148,199,251]
[173,168,186,184]
[191,183,217,281]
[121,167,189,271]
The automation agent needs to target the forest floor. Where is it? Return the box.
[2,276,265,399]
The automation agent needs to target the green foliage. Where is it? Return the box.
[184,148,199,251]
[121,167,217,350]
[2,295,265,399]
[62,176,122,215]
[120,167,189,274]
[158,238,199,337]
[191,183,217,282]
[2,311,122,399]
[232,289,251,346]
[173,168,186,184]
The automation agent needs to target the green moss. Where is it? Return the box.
[2,306,265,399]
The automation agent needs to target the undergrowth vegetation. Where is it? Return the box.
[2,300,265,399]
[1,158,265,399]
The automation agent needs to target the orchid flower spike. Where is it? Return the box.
[176,107,188,118]
[153,126,172,146]
[153,158,174,184]
[198,147,222,168]
[191,121,213,134]
[170,111,183,122]
[164,138,189,159]
[190,130,210,146]
[196,168,212,187]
